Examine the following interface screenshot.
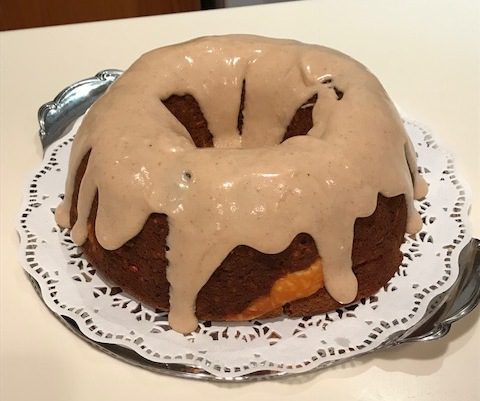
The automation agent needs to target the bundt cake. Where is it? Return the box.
[55,35,428,333]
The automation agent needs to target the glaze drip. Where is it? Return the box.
[55,35,427,334]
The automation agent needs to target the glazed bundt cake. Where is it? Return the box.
[56,35,428,333]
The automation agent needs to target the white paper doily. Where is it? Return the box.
[18,117,471,378]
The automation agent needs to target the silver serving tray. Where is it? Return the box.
[32,70,480,382]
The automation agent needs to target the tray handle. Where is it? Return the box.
[401,238,480,343]
[38,69,122,150]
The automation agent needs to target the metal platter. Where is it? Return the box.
[31,70,480,381]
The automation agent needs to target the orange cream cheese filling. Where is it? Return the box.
[227,259,324,321]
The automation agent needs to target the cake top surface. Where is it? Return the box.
[56,35,427,333]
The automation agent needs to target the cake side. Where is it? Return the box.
[77,191,406,321]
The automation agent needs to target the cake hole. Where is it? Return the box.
[281,94,318,142]
[237,80,246,135]
[333,86,344,100]
[161,94,214,148]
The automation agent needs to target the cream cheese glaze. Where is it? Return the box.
[55,35,428,334]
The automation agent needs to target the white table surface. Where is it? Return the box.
[1,1,479,400]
